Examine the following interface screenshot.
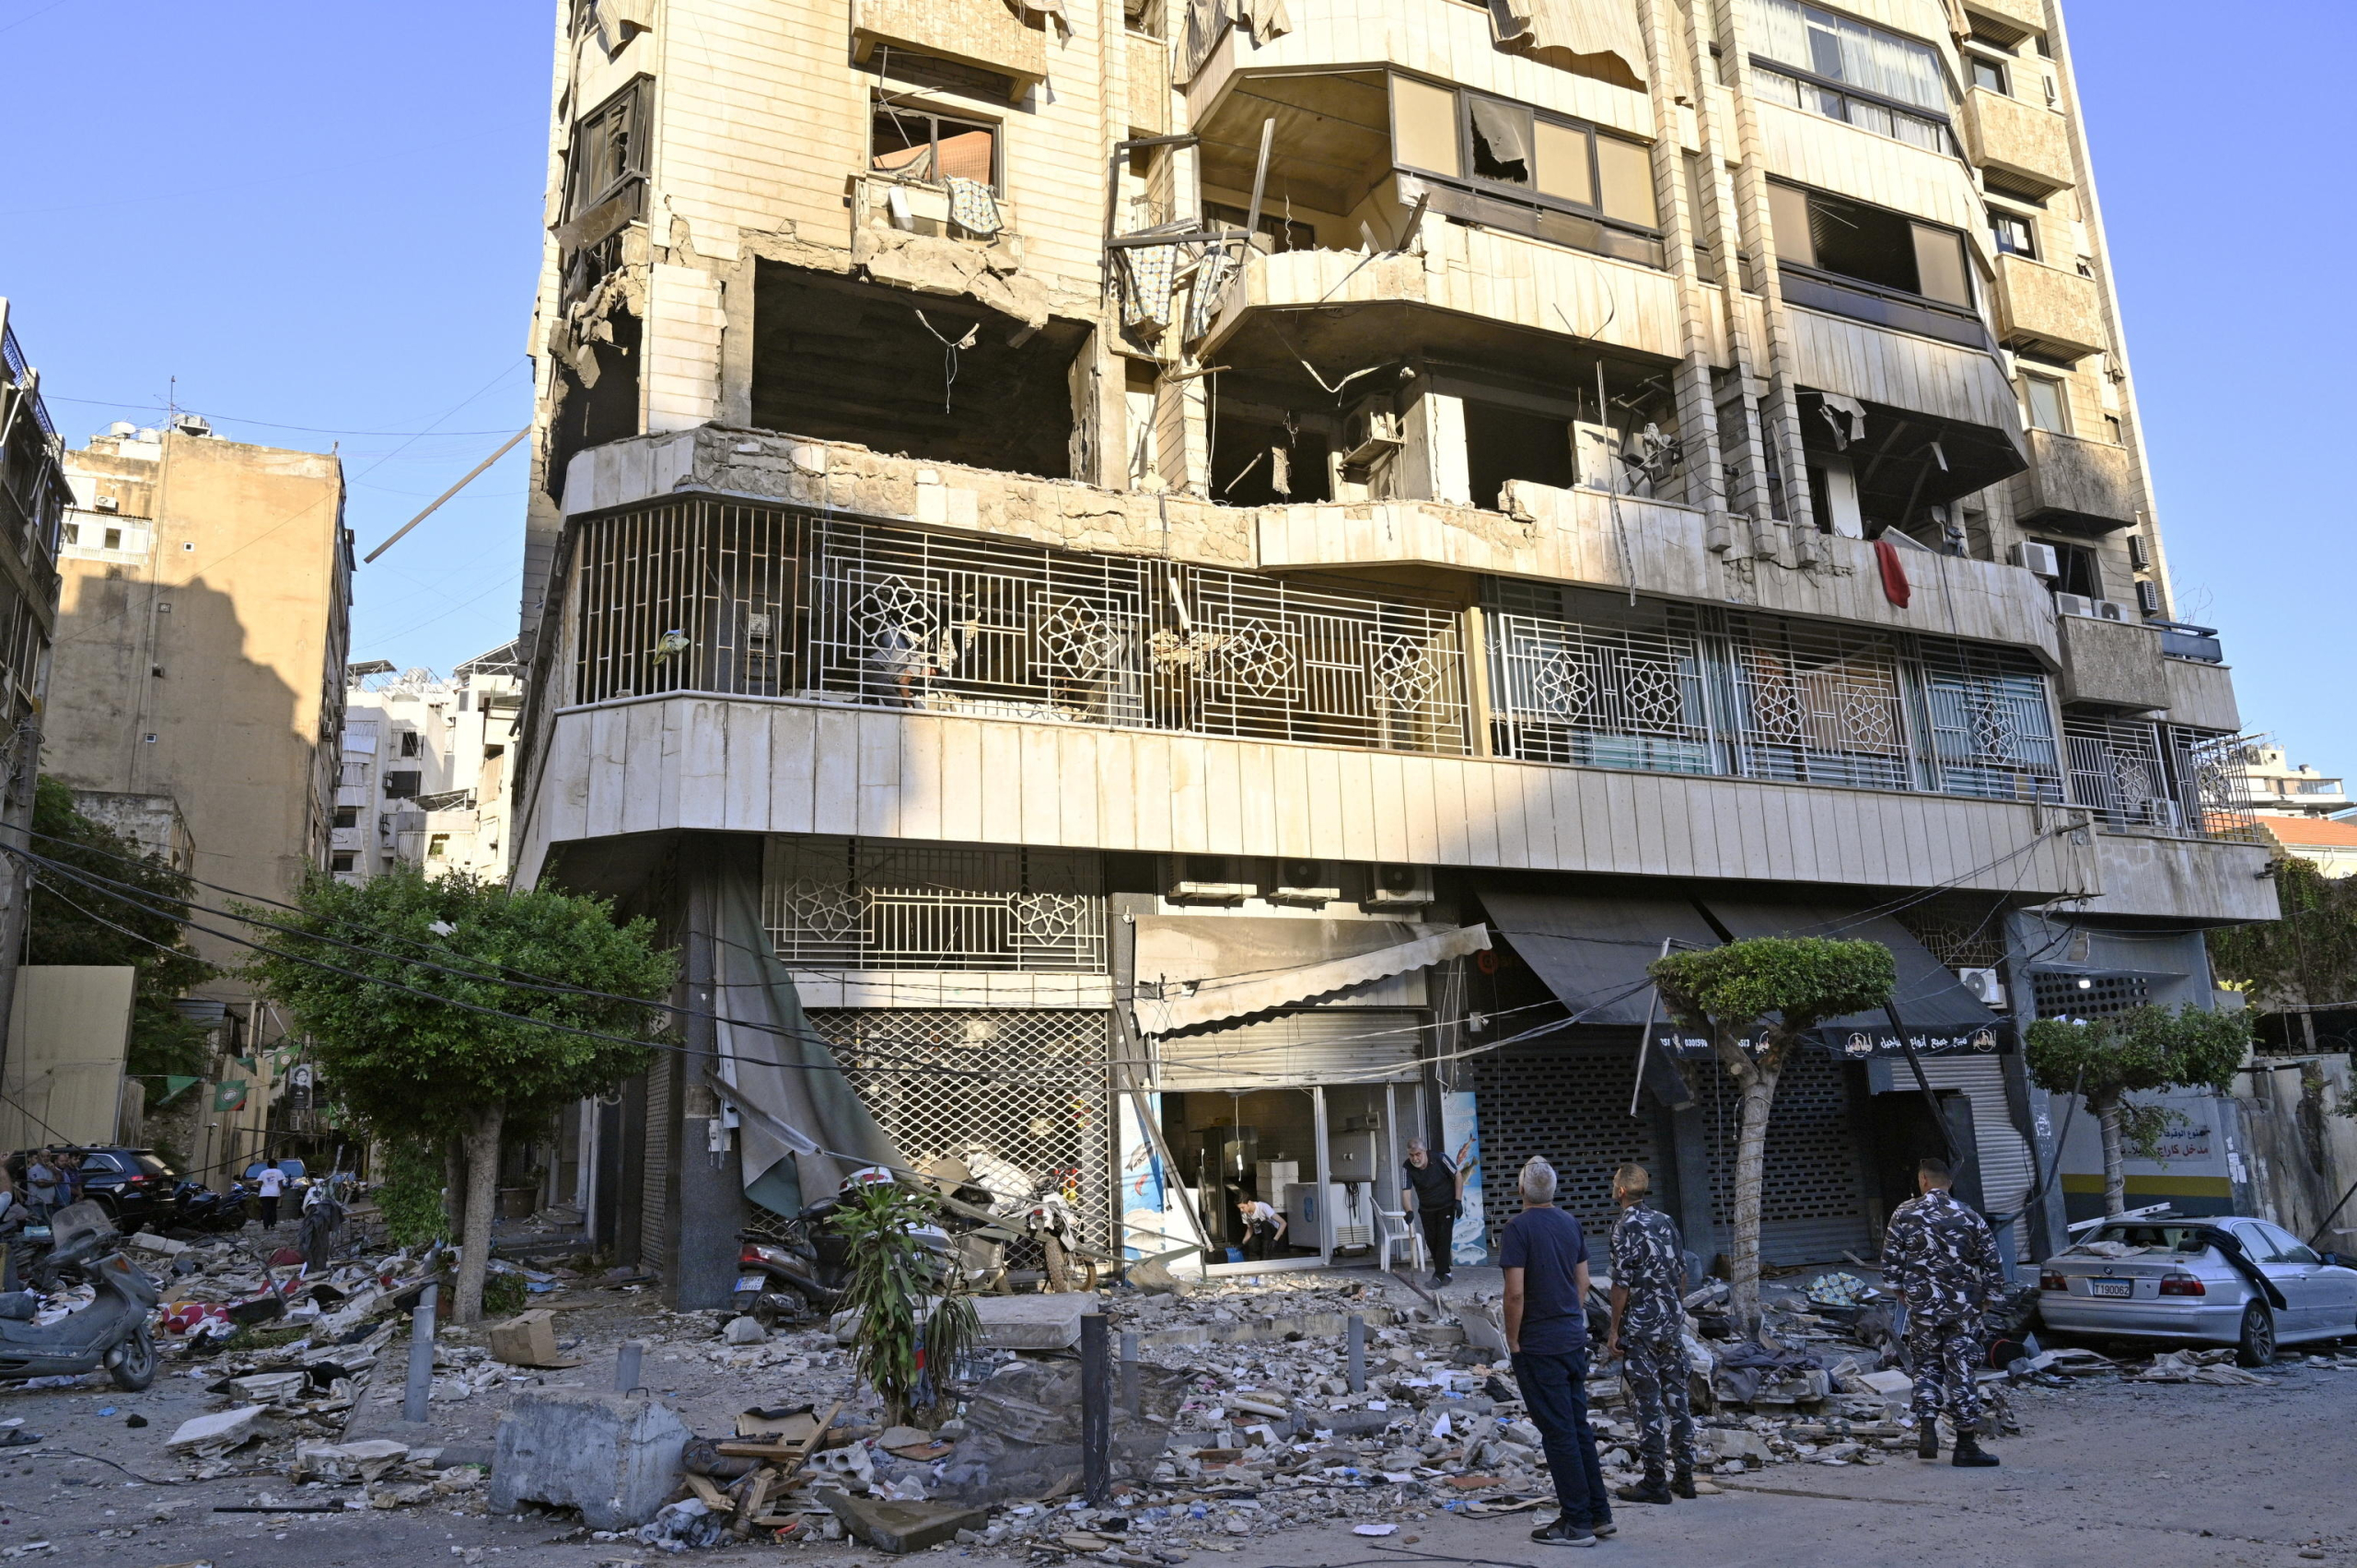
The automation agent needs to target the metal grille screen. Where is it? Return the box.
[2031,971,2150,1019]
[806,1008,1114,1249]
[1688,1051,1873,1263]
[1155,1009,1423,1091]
[1469,1044,1661,1244]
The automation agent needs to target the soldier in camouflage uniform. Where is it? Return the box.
[1880,1157,2005,1468]
[1605,1164,1695,1504]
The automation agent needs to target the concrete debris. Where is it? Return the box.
[2134,1350,2271,1386]
[721,1316,769,1346]
[488,1389,694,1530]
[817,1489,989,1553]
[166,1406,265,1458]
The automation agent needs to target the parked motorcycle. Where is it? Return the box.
[169,1180,244,1235]
[730,1167,1019,1325]
[0,1201,160,1390]
[1021,1185,1095,1294]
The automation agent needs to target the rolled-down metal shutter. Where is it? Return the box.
[1155,1009,1423,1091]
[1690,1051,1874,1266]
[1910,1054,2036,1259]
[1469,1042,1661,1245]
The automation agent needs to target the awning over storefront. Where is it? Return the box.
[1685,897,2004,1061]
[1135,919,1492,1034]
[1478,886,1722,1026]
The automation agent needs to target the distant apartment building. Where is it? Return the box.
[513,0,2275,1297]
[2227,741,2347,821]
[47,418,353,1181]
[0,302,69,1069]
[335,645,525,883]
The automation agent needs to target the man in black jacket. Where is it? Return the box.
[1402,1139,1467,1285]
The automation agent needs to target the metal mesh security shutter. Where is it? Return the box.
[1689,1051,1873,1264]
[1155,1010,1423,1091]
[1911,1055,2035,1260]
[807,1009,1114,1250]
[1469,1045,1660,1244]
[642,1059,673,1273]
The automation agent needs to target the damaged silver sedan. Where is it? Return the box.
[2038,1216,2357,1366]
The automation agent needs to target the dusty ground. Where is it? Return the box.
[1,1290,2351,1568]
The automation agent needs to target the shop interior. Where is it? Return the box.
[1159,1083,1422,1272]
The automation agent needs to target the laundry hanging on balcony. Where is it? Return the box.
[945,176,1004,237]
[1874,537,1911,609]
[1178,0,1291,80]
[1485,0,1648,87]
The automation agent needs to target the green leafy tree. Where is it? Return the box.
[24,777,214,1077]
[831,1180,980,1426]
[2208,855,2357,1016]
[239,869,675,1323]
[375,1139,453,1250]
[2024,1005,2247,1217]
[1650,937,1896,1333]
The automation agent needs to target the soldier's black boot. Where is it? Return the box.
[1614,1468,1674,1505]
[1670,1467,1697,1500]
[1951,1433,1999,1468]
[1916,1423,1940,1460]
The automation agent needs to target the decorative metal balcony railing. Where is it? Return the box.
[1485,602,2066,805]
[572,501,1471,756]
[568,499,2247,840]
[762,835,1106,971]
[2062,717,2258,842]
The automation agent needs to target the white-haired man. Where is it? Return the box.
[1504,1156,1610,1548]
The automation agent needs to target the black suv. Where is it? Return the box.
[30,1148,179,1230]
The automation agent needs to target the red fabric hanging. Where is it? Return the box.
[1874,537,1912,609]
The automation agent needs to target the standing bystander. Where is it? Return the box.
[255,1161,287,1230]
[1401,1138,1466,1286]
[1605,1163,1696,1504]
[1503,1157,1611,1547]
[1882,1158,2005,1467]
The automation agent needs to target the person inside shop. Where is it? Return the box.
[1402,1137,1468,1285]
[1234,1193,1286,1260]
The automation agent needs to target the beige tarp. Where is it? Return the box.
[1487,0,1648,87]
[1139,923,1492,1034]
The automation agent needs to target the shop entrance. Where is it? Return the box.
[1157,1081,1424,1273]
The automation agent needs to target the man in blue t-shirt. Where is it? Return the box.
[1504,1156,1610,1548]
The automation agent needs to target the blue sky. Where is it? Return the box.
[0,1,2347,769]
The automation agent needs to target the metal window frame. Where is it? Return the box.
[563,75,655,223]
[869,94,1004,194]
[1386,71,1665,253]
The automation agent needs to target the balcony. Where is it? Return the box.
[1992,253,2107,360]
[851,0,1046,92]
[2161,654,2239,734]
[1961,87,2075,195]
[2062,716,2250,842]
[2053,610,2168,713]
[2010,427,2141,530]
[1198,219,1689,368]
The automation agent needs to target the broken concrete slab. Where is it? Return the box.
[293,1439,411,1482]
[974,1292,1097,1351]
[168,1406,264,1457]
[722,1315,768,1345]
[1858,1369,1914,1396]
[487,1390,691,1529]
[815,1488,987,1553]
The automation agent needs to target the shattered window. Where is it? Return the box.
[1466,97,1532,185]
[563,77,651,221]
[869,101,1000,190]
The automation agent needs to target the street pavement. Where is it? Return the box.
[1,1350,2350,1567]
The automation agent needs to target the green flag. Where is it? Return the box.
[159,1075,201,1105]
[215,1080,249,1112]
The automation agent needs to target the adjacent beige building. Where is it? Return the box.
[48,421,353,1180]
[514,0,2272,1296]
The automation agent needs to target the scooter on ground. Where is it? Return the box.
[0,1200,160,1390]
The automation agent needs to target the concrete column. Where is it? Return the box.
[670,837,750,1309]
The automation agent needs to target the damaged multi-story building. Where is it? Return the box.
[513,0,2272,1303]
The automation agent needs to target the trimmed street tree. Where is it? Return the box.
[2024,1005,2247,1217]
[1650,936,1896,1334]
[242,869,675,1323]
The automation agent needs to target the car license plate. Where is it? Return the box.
[2091,1278,2133,1298]
[735,1274,767,1294]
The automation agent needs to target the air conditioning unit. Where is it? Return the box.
[2053,591,2096,619]
[2134,580,2162,616]
[93,495,120,513]
[1958,968,2008,1009]
[1573,421,1626,492]
[1266,857,1341,908]
[2011,540,2061,578]
[1167,854,1254,904]
[2094,598,2131,622]
[1363,862,1433,911]
[2126,534,2149,570]
[1339,401,1401,469]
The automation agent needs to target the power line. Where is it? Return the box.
[41,394,520,440]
